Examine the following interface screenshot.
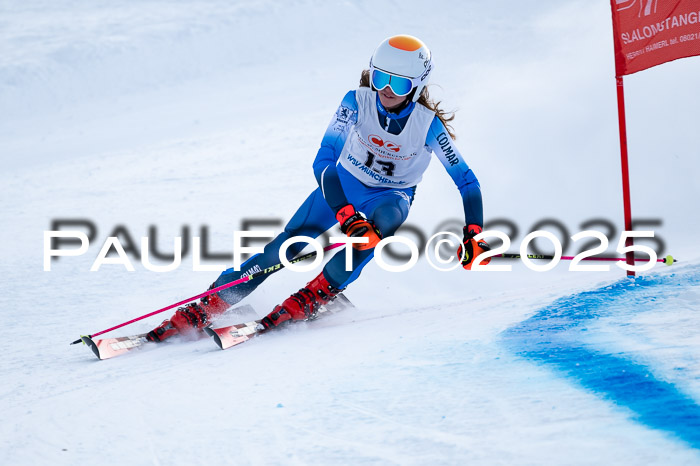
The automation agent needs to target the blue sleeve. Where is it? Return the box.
[312,90,358,213]
[426,116,484,227]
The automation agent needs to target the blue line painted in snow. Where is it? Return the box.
[502,265,700,449]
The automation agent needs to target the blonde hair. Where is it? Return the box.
[360,69,456,139]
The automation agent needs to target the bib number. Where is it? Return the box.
[365,151,395,177]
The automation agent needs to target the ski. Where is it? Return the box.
[204,320,265,350]
[80,304,259,360]
[81,333,151,360]
[205,292,354,351]
[80,296,353,358]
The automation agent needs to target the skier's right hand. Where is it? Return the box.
[336,204,382,250]
[458,224,491,270]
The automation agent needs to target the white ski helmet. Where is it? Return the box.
[369,35,432,102]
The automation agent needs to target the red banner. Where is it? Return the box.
[611,0,700,75]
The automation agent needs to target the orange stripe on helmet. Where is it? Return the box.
[388,35,423,52]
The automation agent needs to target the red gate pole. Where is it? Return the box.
[615,75,635,277]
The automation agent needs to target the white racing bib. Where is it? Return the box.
[338,87,434,188]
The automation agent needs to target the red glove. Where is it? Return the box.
[457,224,491,270]
[336,204,382,251]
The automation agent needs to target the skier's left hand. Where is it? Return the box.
[458,224,491,270]
[336,204,382,250]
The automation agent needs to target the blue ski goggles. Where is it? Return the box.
[370,68,417,97]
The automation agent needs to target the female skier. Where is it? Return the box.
[147,34,490,342]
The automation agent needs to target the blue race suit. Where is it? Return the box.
[214,89,483,304]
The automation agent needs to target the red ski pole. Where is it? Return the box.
[497,253,675,264]
[70,242,345,344]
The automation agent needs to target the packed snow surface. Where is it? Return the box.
[2,1,699,464]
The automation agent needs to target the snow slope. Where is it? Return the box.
[1,0,699,464]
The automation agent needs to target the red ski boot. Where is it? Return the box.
[147,292,230,342]
[261,271,343,329]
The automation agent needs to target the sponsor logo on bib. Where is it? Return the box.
[368,134,401,153]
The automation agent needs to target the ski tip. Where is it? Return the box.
[203,327,224,350]
[81,336,102,360]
